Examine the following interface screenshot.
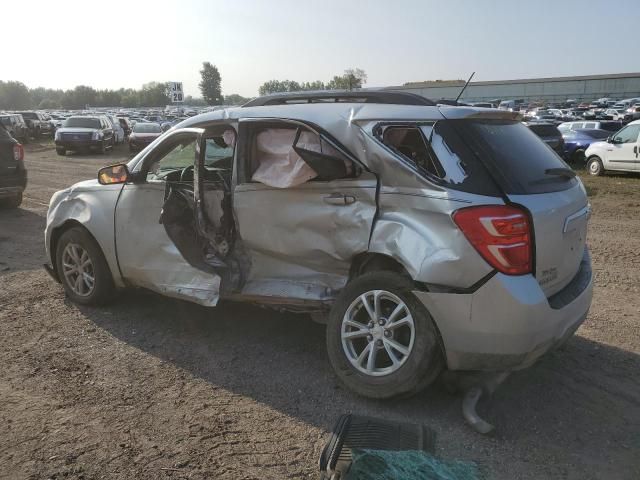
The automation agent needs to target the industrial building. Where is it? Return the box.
[384,72,640,104]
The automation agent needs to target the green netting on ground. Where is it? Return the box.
[345,449,481,480]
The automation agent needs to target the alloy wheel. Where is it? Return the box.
[61,243,95,296]
[341,289,415,377]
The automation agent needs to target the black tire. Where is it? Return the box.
[326,271,444,399]
[572,148,586,164]
[1,192,23,209]
[56,146,66,156]
[98,141,106,155]
[587,156,605,176]
[55,226,114,305]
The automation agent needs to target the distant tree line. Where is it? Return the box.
[0,80,251,110]
[258,68,367,96]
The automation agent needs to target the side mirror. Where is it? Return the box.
[98,163,130,185]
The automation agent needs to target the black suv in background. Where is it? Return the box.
[54,116,115,155]
[525,122,564,155]
[16,111,51,138]
[0,114,29,143]
[0,123,26,208]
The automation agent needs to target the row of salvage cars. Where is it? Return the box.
[44,92,593,411]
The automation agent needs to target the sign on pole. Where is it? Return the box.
[169,82,183,102]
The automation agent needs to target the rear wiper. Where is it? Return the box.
[528,167,577,186]
[544,167,576,179]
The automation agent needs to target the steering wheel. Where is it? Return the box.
[179,165,194,182]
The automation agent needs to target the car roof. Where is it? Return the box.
[242,90,436,107]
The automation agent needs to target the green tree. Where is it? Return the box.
[38,98,61,109]
[0,81,32,109]
[139,82,170,107]
[326,68,367,90]
[258,79,304,95]
[223,93,250,105]
[199,62,222,105]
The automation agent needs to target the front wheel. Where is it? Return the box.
[56,146,66,156]
[55,227,114,305]
[587,156,605,176]
[326,271,443,399]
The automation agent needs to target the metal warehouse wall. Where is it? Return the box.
[384,73,640,103]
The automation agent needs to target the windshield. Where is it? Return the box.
[133,123,162,133]
[63,117,101,129]
[454,120,575,194]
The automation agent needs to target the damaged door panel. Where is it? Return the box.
[115,128,222,306]
[232,118,378,302]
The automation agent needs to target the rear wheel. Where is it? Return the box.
[572,148,586,164]
[1,192,23,209]
[56,146,66,156]
[55,227,114,305]
[587,156,604,176]
[326,271,444,399]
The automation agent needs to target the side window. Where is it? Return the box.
[380,126,445,178]
[246,125,354,188]
[584,122,597,129]
[613,125,640,144]
[146,136,198,182]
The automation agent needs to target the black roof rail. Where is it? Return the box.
[242,90,436,107]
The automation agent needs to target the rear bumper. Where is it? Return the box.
[415,248,593,371]
[0,171,27,197]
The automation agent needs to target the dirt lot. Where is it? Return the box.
[1,141,639,479]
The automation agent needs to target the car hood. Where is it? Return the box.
[57,127,98,134]
[587,141,608,150]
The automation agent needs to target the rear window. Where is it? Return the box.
[455,120,576,195]
[63,117,101,129]
[599,121,623,132]
[134,123,162,133]
[528,124,560,137]
[580,129,609,139]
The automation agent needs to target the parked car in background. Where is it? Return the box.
[105,115,125,144]
[558,120,623,133]
[0,114,30,143]
[54,115,115,155]
[128,122,162,152]
[624,106,640,122]
[525,122,564,155]
[0,123,26,208]
[118,117,133,138]
[44,93,593,402]
[585,120,640,175]
[562,128,610,163]
[16,111,51,137]
[605,108,627,121]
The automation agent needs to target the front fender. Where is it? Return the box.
[45,183,125,287]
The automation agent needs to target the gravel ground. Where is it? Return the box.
[0,142,639,479]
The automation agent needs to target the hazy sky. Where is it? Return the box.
[3,0,638,97]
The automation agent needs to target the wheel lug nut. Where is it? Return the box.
[367,335,373,342]
[367,322,374,329]
[376,339,383,347]
[384,330,391,337]
[378,319,385,326]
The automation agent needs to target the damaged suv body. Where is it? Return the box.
[45,91,593,399]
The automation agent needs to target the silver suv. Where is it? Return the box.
[44,91,593,399]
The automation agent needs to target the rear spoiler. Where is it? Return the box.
[438,106,523,121]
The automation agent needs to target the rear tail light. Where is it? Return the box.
[453,205,533,275]
[13,144,24,162]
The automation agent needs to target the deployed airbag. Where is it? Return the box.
[251,128,319,188]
